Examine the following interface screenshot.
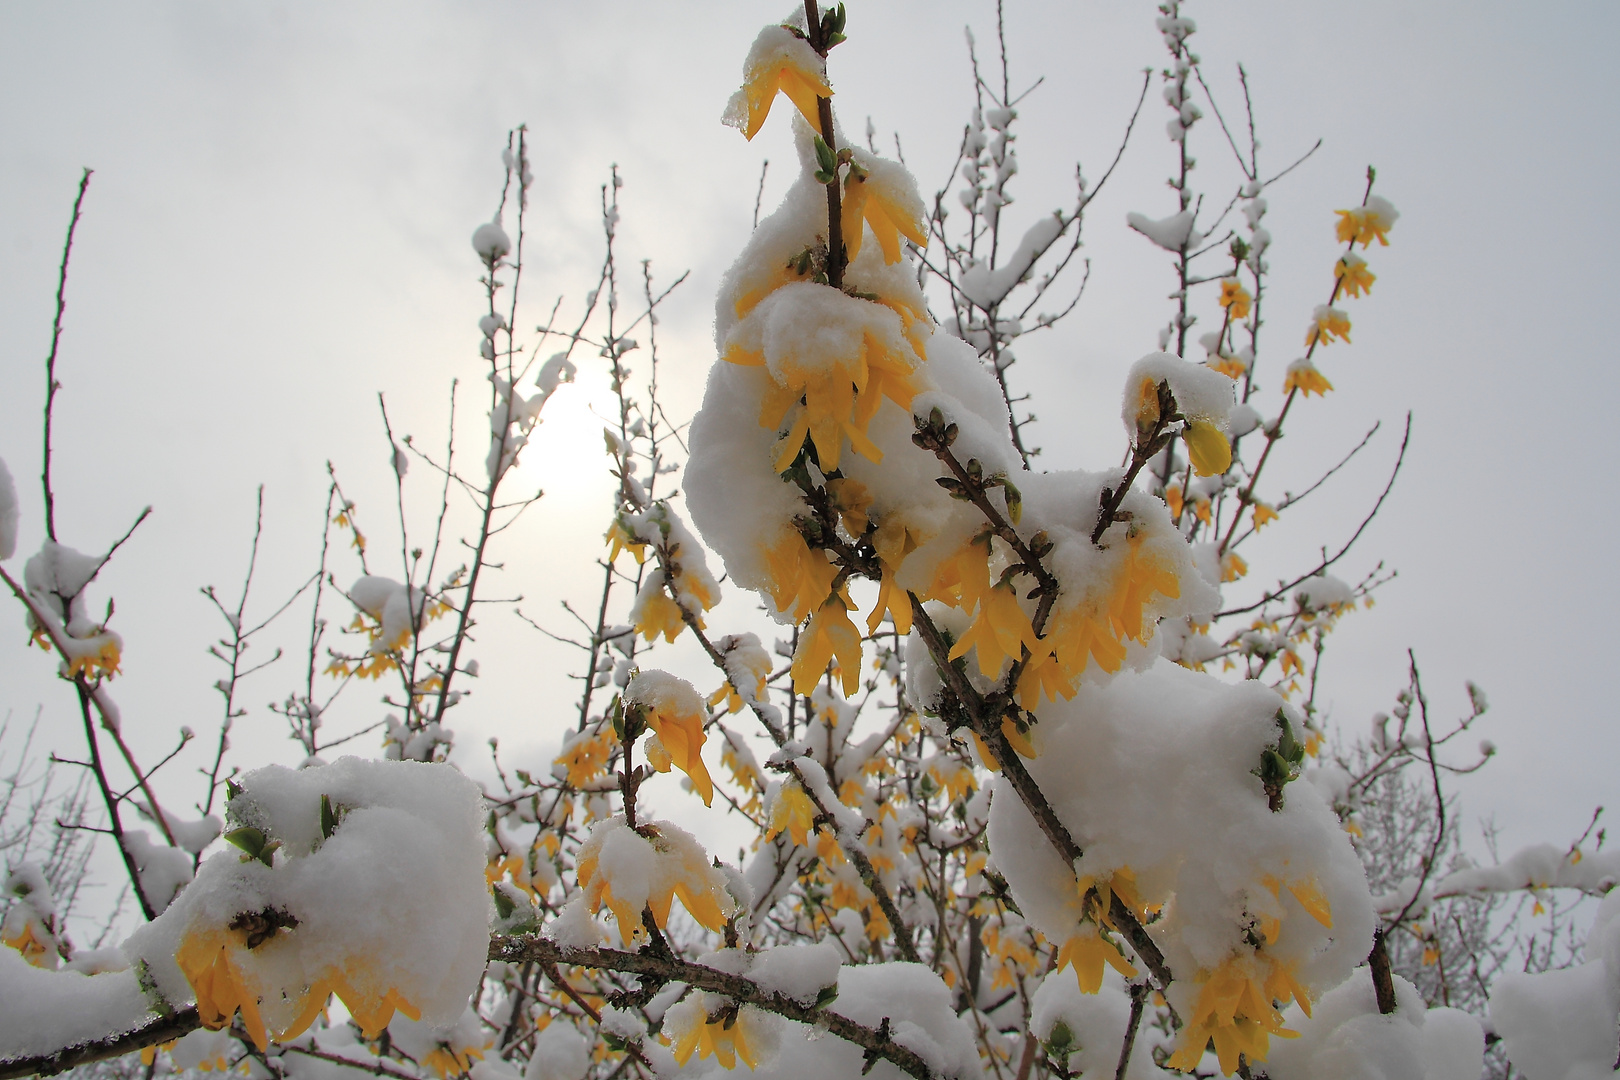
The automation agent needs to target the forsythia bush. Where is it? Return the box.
[1,5,1615,1080]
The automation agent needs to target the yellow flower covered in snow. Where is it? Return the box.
[1334,196,1399,248]
[632,586,689,644]
[1334,252,1375,298]
[1252,502,1278,530]
[1221,552,1248,582]
[1217,277,1251,320]
[1304,306,1350,348]
[791,597,863,696]
[605,519,648,564]
[1,920,52,968]
[576,823,732,943]
[1282,359,1333,398]
[733,32,832,142]
[841,166,929,265]
[554,726,616,787]
[637,701,715,808]
[765,784,818,847]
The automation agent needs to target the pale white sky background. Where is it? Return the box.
[1,1,1616,929]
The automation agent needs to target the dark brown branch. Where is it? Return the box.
[1368,929,1398,1014]
[0,1007,198,1080]
[490,935,938,1080]
[42,168,93,544]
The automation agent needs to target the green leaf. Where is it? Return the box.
[813,136,837,175]
[814,984,839,1009]
[492,887,516,920]
[224,826,267,857]
[320,794,338,840]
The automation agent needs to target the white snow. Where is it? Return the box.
[0,454,17,560]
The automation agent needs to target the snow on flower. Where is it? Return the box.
[624,670,716,806]
[723,25,833,142]
[1282,358,1333,398]
[1334,195,1399,248]
[123,757,489,1050]
[574,816,736,946]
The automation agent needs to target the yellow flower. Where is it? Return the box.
[1054,925,1137,995]
[825,477,874,536]
[1304,306,1350,347]
[177,928,270,1051]
[1194,496,1212,525]
[1164,483,1185,520]
[1210,353,1249,380]
[2,920,52,967]
[64,634,122,681]
[1165,953,1309,1076]
[1334,197,1398,248]
[577,826,731,943]
[1221,552,1247,582]
[763,531,840,624]
[605,519,647,564]
[731,314,924,476]
[841,167,929,265]
[1334,252,1375,298]
[422,1043,487,1080]
[1016,649,1076,711]
[1218,277,1251,320]
[1252,503,1278,529]
[633,587,688,644]
[1184,420,1232,477]
[639,701,715,807]
[735,41,832,142]
[765,784,818,847]
[1282,359,1333,397]
[672,1006,764,1070]
[949,582,1042,678]
[791,597,863,696]
[554,726,616,787]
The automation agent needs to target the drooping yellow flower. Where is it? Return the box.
[1016,649,1077,711]
[577,824,732,943]
[732,319,924,474]
[1334,252,1375,298]
[177,928,271,1051]
[734,37,832,142]
[949,582,1042,678]
[1221,552,1247,582]
[605,519,648,564]
[1334,196,1398,248]
[1252,502,1278,530]
[1054,925,1138,995]
[1304,306,1350,348]
[1184,420,1232,477]
[632,587,688,644]
[1,920,52,968]
[763,531,840,625]
[765,784,818,847]
[1164,483,1185,520]
[841,167,929,265]
[791,597,863,696]
[1210,353,1249,380]
[1282,359,1333,397]
[554,726,616,787]
[825,477,874,536]
[638,701,715,807]
[1218,277,1252,320]
[671,1006,764,1070]
[1165,952,1308,1076]
[63,635,122,681]
[422,1041,488,1080]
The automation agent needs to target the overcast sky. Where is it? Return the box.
[2,1,1616,916]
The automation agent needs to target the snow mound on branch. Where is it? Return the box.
[0,454,17,560]
[1490,888,1620,1080]
[124,757,489,1037]
[685,962,982,1080]
[1029,968,1174,1078]
[988,662,1374,1004]
[1265,968,1483,1080]
[0,947,152,1064]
